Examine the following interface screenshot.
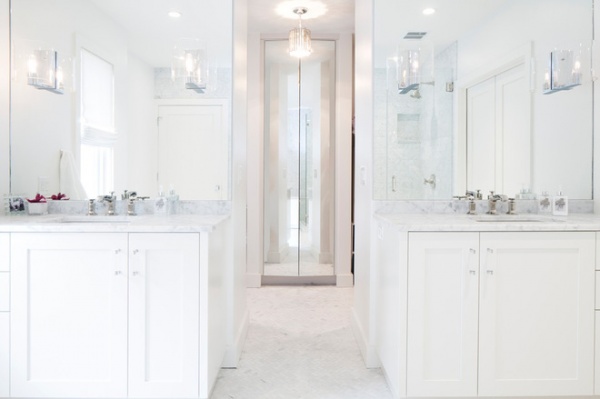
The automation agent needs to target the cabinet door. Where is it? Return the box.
[407,232,479,397]
[128,233,200,398]
[11,233,128,398]
[0,312,8,398]
[479,232,595,396]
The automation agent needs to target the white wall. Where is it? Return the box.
[246,32,263,287]
[352,0,379,367]
[0,0,8,197]
[595,1,600,212]
[224,0,248,367]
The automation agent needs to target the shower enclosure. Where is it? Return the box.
[263,39,335,277]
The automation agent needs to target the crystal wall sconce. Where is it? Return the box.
[543,49,582,94]
[172,39,208,93]
[27,49,64,94]
[394,35,434,95]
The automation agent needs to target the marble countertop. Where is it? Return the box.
[374,213,600,232]
[0,213,230,233]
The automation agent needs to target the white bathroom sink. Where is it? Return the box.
[474,215,562,223]
[59,215,131,223]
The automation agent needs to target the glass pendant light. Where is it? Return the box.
[288,7,312,58]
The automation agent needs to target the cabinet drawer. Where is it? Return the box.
[0,272,7,311]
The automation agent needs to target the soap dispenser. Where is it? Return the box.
[552,189,568,216]
[538,191,551,213]
[154,186,167,216]
[167,185,179,215]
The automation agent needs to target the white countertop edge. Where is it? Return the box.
[0,214,230,233]
[374,213,600,232]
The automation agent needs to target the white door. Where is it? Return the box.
[157,101,228,200]
[128,233,200,398]
[479,232,595,396]
[11,233,128,398]
[407,232,479,397]
[467,64,530,196]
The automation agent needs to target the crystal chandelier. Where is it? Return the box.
[288,7,312,58]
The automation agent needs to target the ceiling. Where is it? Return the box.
[247,0,355,36]
[86,0,517,67]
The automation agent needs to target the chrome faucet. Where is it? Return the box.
[87,199,97,216]
[127,198,137,216]
[99,192,117,216]
[121,190,137,200]
[487,191,507,215]
[423,174,436,189]
[467,196,477,215]
[507,198,517,215]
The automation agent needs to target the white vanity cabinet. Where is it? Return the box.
[10,232,206,399]
[406,231,595,398]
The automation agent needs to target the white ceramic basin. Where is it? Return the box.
[59,215,131,223]
[474,215,562,223]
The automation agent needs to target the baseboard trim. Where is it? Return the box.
[245,272,262,288]
[221,309,249,368]
[262,275,336,285]
[350,307,380,368]
[336,273,354,287]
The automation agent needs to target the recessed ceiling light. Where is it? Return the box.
[168,11,182,18]
[422,7,436,16]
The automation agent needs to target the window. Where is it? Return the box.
[79,48,116,198]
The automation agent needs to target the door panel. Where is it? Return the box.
[158,101,228,200]
[407,232,479,397]
[467,65,530,195]
[128,233,200,398]
[479,232,594,396]
[10,233,128,398]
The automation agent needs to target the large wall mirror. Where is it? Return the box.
[10,0,232,201]
[263,40,336,277]
[374,0,593,200]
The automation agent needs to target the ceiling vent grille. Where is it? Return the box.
[403,32,427,40]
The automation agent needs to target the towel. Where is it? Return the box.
[59,150,88,200]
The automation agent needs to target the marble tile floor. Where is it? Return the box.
[210,286,393,399]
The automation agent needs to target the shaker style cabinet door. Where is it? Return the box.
[10,233,128,398]
[478,232,595,396]
[128,233,200,398]
[407,232,480,397]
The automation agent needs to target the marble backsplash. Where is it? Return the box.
[42,200,231,216]
[374,199,594,215]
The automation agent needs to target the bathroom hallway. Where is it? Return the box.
[210,286,393,398]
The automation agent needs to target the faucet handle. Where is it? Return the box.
[127,197,137,216]
[87,198,97,216]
